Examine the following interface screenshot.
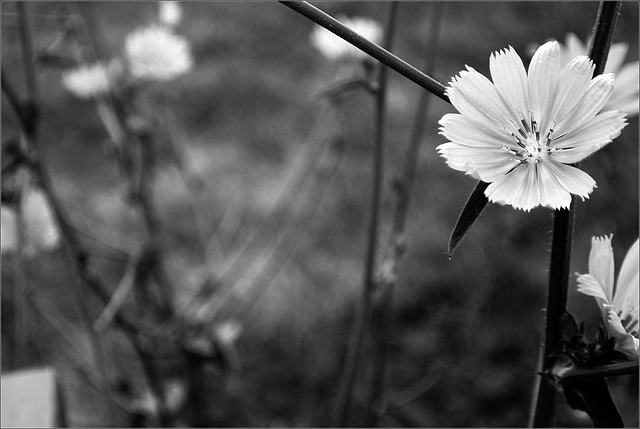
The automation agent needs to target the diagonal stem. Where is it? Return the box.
[529,2,622,427]
[280,1,449,103]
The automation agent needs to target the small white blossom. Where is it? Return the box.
[1,189,61,256]
[159,1,182,28]
[437,41,627,211]
[61,62,111,99]
[310,15,383,61]
[125,25,192,81]
[1,205,18,254]
[577,235,639,360]
[560,33,639,117]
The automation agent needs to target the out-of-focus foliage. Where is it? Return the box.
[2,2,637,427]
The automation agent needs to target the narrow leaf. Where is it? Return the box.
[448,180,489,257]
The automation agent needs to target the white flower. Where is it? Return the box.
[61,62,111,99]
[560,33,639,117]
[577,235,639,360]
[310,15,383,61]
[125,25,192,81]
[1,205,18,254]
[437,41,627,211]
[159,1,182,28]
[1,189,61,256]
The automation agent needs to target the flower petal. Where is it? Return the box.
[540,160,596,201]
[550,110,627,164]
[547,56,595,135]
[447,66,517,128]
[528,41,561,135]
[536,160,574,209]
[604,42,629,75]
[489,46,530,117]
[613,239,639,324]
[606,61,639,116]
[484,164,541,211]
[436,142,519,181]
[604,304,639,360]
[555,73,615,135]
[438,113,515,149]
[577,273,609,303]
[586,235,615,303]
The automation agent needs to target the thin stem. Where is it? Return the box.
[365,4,445,426]
[333,3,397,426]
[14,3,117,423]
[529,2,622,427]
[280,1,449,104]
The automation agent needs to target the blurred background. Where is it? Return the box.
[2,1,638,427]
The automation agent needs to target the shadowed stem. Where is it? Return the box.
[333,3,398,426]
[529,2,622,427]
[280,1,449,103]
[365,3,445,426]
[12,3,118,423]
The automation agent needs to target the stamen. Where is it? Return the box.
[545,119,558,146]
[500,144,518,156]
[503,125,526,149]
[516,107,531,134]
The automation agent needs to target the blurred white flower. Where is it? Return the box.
[61,62,111,99]
[22,187,61,255]
[1,205,18,254]
[214,320,242,345]
[560,33,639,117]
[310,15,383,61]
[159,1,182,28]
[125,25,192,81]
[1,189,61,256]
[437,41,627,211]
[577,235,639,360]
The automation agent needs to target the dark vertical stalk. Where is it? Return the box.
[333,3,397,426]
[529,2,622,427]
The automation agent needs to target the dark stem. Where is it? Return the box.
[280,1,449,104]
[333,3,397,426]
[529,2,622,427]
[558,361,639,381]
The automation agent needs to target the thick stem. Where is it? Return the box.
[529,2,622,427]
[333,3,397,426]
[280,1,449,103]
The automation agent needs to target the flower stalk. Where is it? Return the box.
[11,3,118,423]
[333,3,397,426]
[280,1,449,103]
[529,2,623,427]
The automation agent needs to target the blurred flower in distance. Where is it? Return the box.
[560,33,639,117]
[1,188,61,256]
[310,15,383,61]
[159,1,182,28]
[437,41,627,211]
[61,62,112,99]
[1,206,18,254]
[125,25,192,81]
[577,235,639,360]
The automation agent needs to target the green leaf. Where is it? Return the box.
[562,377,624,428]
[448,181,489,258]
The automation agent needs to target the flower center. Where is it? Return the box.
[500,108,558,165]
